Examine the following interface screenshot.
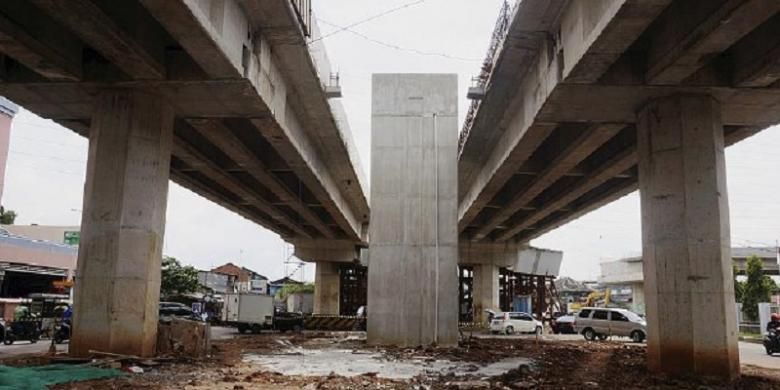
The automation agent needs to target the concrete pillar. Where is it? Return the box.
[368,74,459,347]
[70,90,174,357]
[637,94,739,379]
[314,262,340,315]
[631,282,645,316]
[472,264,499,325]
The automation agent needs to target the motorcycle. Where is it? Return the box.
[53,319,71,344]
[3,320,41,345]
[764,328,780,355]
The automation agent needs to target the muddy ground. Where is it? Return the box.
[7,332,778,389]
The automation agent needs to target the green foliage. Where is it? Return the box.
[275,282,314,300]
[733,264,745,303]
[741,255,775,321]
[160,256,200,298]
[0,206,17,224]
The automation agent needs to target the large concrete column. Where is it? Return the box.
[637,94,739,379]
[368,74,459,347]
[472,264,499,325]
[314,261,340,315]
[71,90,174,357]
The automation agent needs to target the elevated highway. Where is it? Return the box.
[458,0,780,379]
[459,0,779,244]
[0,0,368,243]
[0,0,368,356]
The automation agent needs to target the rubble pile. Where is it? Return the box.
[36,333,780,389]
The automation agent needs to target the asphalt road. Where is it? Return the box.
[1,329,778,371]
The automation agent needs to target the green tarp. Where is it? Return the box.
[0,364,124,390]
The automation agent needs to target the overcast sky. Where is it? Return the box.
[3,0,780,282]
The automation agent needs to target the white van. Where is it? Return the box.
[489,312,543,335]
[573,307,646,343]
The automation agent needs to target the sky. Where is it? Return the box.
[3,0,780,282]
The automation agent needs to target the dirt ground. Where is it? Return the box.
[9,332,778,389]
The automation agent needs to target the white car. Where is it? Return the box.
[489,312,543,335]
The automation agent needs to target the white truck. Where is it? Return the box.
[222,293,275,333]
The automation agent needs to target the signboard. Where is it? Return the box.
[64,231,80,245]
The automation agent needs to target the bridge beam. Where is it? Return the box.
[71,90,173,357]
[638,94,739,379]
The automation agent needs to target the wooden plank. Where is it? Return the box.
[32,0,165,80]
[472,124,624,241]
[173,137,312,239]
[496,147,638,241]
[646,0,780,84]
[188,118,335,239]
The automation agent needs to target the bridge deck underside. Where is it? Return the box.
[0,0,366,242]
[459,0,780,244]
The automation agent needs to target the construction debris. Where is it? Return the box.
[157,318,211,358]
[45,333,780,389]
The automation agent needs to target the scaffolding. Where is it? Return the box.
[499,268,561,320]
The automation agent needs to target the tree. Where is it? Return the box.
[0,206,17,224]
[733,264,745,303]
[275,282,315,300]
[160,256,200,298]
[741,255,774,321]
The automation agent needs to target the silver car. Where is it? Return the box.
[573,307,647,343]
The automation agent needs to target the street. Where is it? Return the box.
[2,329,779,372]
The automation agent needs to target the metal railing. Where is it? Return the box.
[458,0,513,155]
[291,0,312,37]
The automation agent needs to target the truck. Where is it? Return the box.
[222,293,274,334]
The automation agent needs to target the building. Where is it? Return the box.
[1,224,81,246]
[599,247,779,315]
[210,263,269,294]
[0,96,18,204]
[269,276,303,297]
[0,230,77,320]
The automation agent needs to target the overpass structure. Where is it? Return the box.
[0,0,368,357]
[458,0,780,379]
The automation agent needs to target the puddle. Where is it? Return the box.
[244,348,532,380]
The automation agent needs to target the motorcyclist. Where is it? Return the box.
[767,313,780,333]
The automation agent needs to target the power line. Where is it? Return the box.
[310,0,426,44]
[9,149,86,164]
[317,18,480,62]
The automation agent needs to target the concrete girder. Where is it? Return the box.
[731,13,780,87]
[187,118,336,239]
[0,1,82,80]
[141,0,367,241]
[540,85,780,127]
[139,0,246,79]
[562,0,672,84]
[497,147,638,242]
[292,239,361,264]
[172,133,312,239]
[471,123,624,241]
[31,0,166,80]
[645,0,780,85]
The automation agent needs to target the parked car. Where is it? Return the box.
[159,302,194,319]
[573,307,646,343]
[273,311,304,332]
[551,314,576,334]
[489,312,543,335]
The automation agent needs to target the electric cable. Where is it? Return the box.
[309,0,426,44]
